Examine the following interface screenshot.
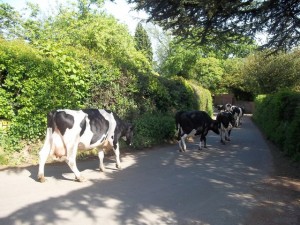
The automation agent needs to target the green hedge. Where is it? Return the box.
[133,112,175,148]
[0,38,213,158]
[253,90,300,160]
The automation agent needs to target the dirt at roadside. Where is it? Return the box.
[244,138,300,225]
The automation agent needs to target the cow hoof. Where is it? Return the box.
[220,140,225,145]
[100,167,106,172]
[75,176,86,182]
[38,176,46,183]
[116,163,122,169]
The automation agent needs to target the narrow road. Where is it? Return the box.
[0,115,299,225]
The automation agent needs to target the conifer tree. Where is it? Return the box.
[134,22,153,62]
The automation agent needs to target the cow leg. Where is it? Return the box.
[225,129,231,141]
[199,135,206,150]
[67,158,83,182]
[179,134,187,152]
[237,117,241,126]
[178,140,183,152]
[66,143,85,182]
[66,156,85,182]
[37,145,50,183]
[225,129,229,141]
[220,129,225,144]
[37,128,52,182]
[98,150,106,172]
[198,138,202,150]
[113,143,121,169]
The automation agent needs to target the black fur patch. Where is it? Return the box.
[82,109,109,145]
[54,111,75,136]
[80,117,86,136]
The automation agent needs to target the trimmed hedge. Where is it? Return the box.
[253,90,300,160]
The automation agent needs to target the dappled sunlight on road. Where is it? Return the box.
[0,116,299,224]
[133,207,177,225]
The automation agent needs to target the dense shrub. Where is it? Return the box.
[132,112,175,148]
[188,81,213,115]
[253,91,300,160]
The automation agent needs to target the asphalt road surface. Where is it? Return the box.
[0,115,299,225]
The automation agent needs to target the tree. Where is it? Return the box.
[134,22,153,62]
[128,0,300,52]
[159,41,199,78]
[190,57,224,93]
[241,50,300,95]
[0,3,21,39]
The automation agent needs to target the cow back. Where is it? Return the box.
[176,110,213,134]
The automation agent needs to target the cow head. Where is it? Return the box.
[225,103,232,111]
[210,120,220,135]
[124,123,134,146]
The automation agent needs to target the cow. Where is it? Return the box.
[231,105,245,127]
[216,111,236,144]
[225,103,245,127]
[37,109,134,182]
[175,110,220,152]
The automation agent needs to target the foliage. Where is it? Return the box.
[253,91,300,160]
[188,81,214,116]
[134,22,153,62]
[159,41,199,79]
[190,57,223,93]
[220,58,254,100]
[241,50,300,95]
[158,39,257,96]
[128,0,300,51]
[0,3,21,39]
[0,1,213,160]
[132,112,175,148]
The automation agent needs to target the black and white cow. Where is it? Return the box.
[225,103,245,127]
[175,111,219,152]
[231,105,245,127]
[37,109,134,182]
[216,111,235,144]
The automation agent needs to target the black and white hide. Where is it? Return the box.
[216,111,236,144]
[37,109,134,182]
[175,111,219,152]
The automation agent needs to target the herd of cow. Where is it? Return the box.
[37,104,245,182]
[175,104,245,152]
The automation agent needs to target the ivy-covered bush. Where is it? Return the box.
[132,112,175,148]
[0,39,90,144]
[253,90,300,160]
